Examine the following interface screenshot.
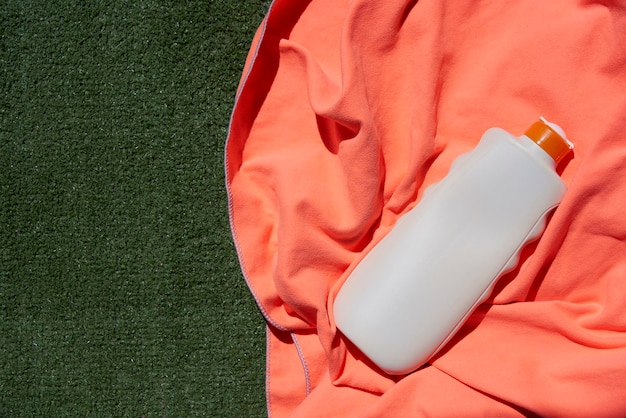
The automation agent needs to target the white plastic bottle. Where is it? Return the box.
[333,118,574,375]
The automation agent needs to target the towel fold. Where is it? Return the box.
[226,0,626,415]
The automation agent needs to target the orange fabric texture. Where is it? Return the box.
[225,0,626,416]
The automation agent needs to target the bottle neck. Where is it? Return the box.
[518,134,557,169]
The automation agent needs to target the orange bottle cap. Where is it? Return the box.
[524,117,574,164]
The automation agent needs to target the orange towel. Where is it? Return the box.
[226,0,626,416]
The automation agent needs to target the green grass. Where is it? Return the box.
[1,1,269,416]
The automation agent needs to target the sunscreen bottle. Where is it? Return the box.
[333,118,574,375]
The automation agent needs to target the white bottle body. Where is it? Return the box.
[333,127,568,375]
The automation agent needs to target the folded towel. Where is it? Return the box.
[226,0,626,415]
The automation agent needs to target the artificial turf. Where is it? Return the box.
[1,1,269,415]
